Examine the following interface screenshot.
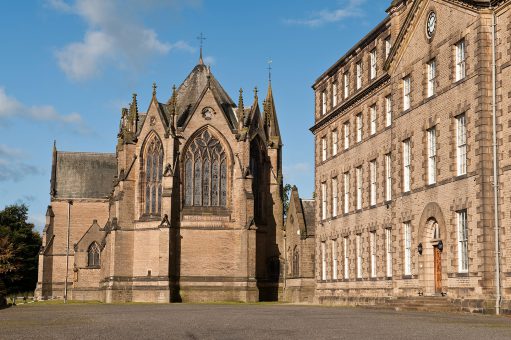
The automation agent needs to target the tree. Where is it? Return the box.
[0,204,41,296]
[0,236,14,306]
[282,184,292,218]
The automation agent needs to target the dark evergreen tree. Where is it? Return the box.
[0,204,42,296]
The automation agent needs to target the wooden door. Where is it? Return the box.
[434,246,442,293]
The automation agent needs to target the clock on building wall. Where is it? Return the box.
[426,11,437,39]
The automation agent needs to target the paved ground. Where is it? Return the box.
[1,303,510,340]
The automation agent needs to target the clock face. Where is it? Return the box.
[427,12,436,39]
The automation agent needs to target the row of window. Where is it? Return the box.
[320,114,467,219]
[320,96,393,161]
[141,129,230,218]
[320,39,466,117]
[319,210,469,281]
[321,36,393,115]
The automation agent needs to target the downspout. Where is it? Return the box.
[489,2,501,315]
[64,200,72,303]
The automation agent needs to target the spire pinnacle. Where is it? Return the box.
[128,93,139,134]
[267,58,272,84]
[152,82,157,97]
[253,86,258,101]
[197,32,206,65]
[170,85,177,115]
[170,84,177,131]
[263,81,281,147]
[238,88,244,129]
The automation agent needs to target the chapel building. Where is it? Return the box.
[35,55,284,303]
[311,0,511,313]
[282,186,316,303]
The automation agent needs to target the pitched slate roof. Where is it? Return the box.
[169,63,238,130]
[286,186,316,238]
[52,151,117,199]
[301,199,316,237]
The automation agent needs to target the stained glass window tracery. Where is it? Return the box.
[144,136,163,216]
[184,129,228,207]
[88,242,100,267]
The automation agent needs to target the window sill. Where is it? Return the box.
[85,266,100,270]
[138,214,161,222]
[182,206,230,216]
[424,93,437,103]
[402,275,413,280]
[455,174,468,181]
[453,77,467,86]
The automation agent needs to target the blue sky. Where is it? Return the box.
[0,0,389,232]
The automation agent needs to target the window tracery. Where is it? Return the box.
[184,129,227,207]
[144,136,163,215]
[88,242,100,267]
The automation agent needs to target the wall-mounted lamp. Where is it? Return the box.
[418,243,423,255]
[438,240,444,252]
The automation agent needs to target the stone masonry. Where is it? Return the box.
[310,0,510,314]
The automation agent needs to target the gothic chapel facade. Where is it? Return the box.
[35,56,284,303]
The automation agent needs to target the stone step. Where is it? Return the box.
[360,297,462,314]
[364,304,462,313]
[386,300,453,306]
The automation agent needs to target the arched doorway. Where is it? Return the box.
[418,203,447,296]
[421,219,443,294]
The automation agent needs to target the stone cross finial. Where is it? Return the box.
[152,82,157,97]
[197,32,206,64]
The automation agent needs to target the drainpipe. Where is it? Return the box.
[489,2,501,315]
[64,200,73,304]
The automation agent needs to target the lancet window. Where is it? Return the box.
[184,129,227,207]
[88,242,100,267]
[144,136,163,215]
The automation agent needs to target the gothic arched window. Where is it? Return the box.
[144,136,163,216]
[184,129,227,207]
[88,242,100,267]
[292,246,300,278]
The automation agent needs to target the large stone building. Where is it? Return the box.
[310,0,510,313]
[35,55,284,303]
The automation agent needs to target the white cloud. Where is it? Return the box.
[56,31,114,80]
[0,87,89,134]
[0,145,40,182]
[0,144,23,158]
[0,156,41,183]
[46,0,73,12]
[286,0,366,27]
[48,0,199,80]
